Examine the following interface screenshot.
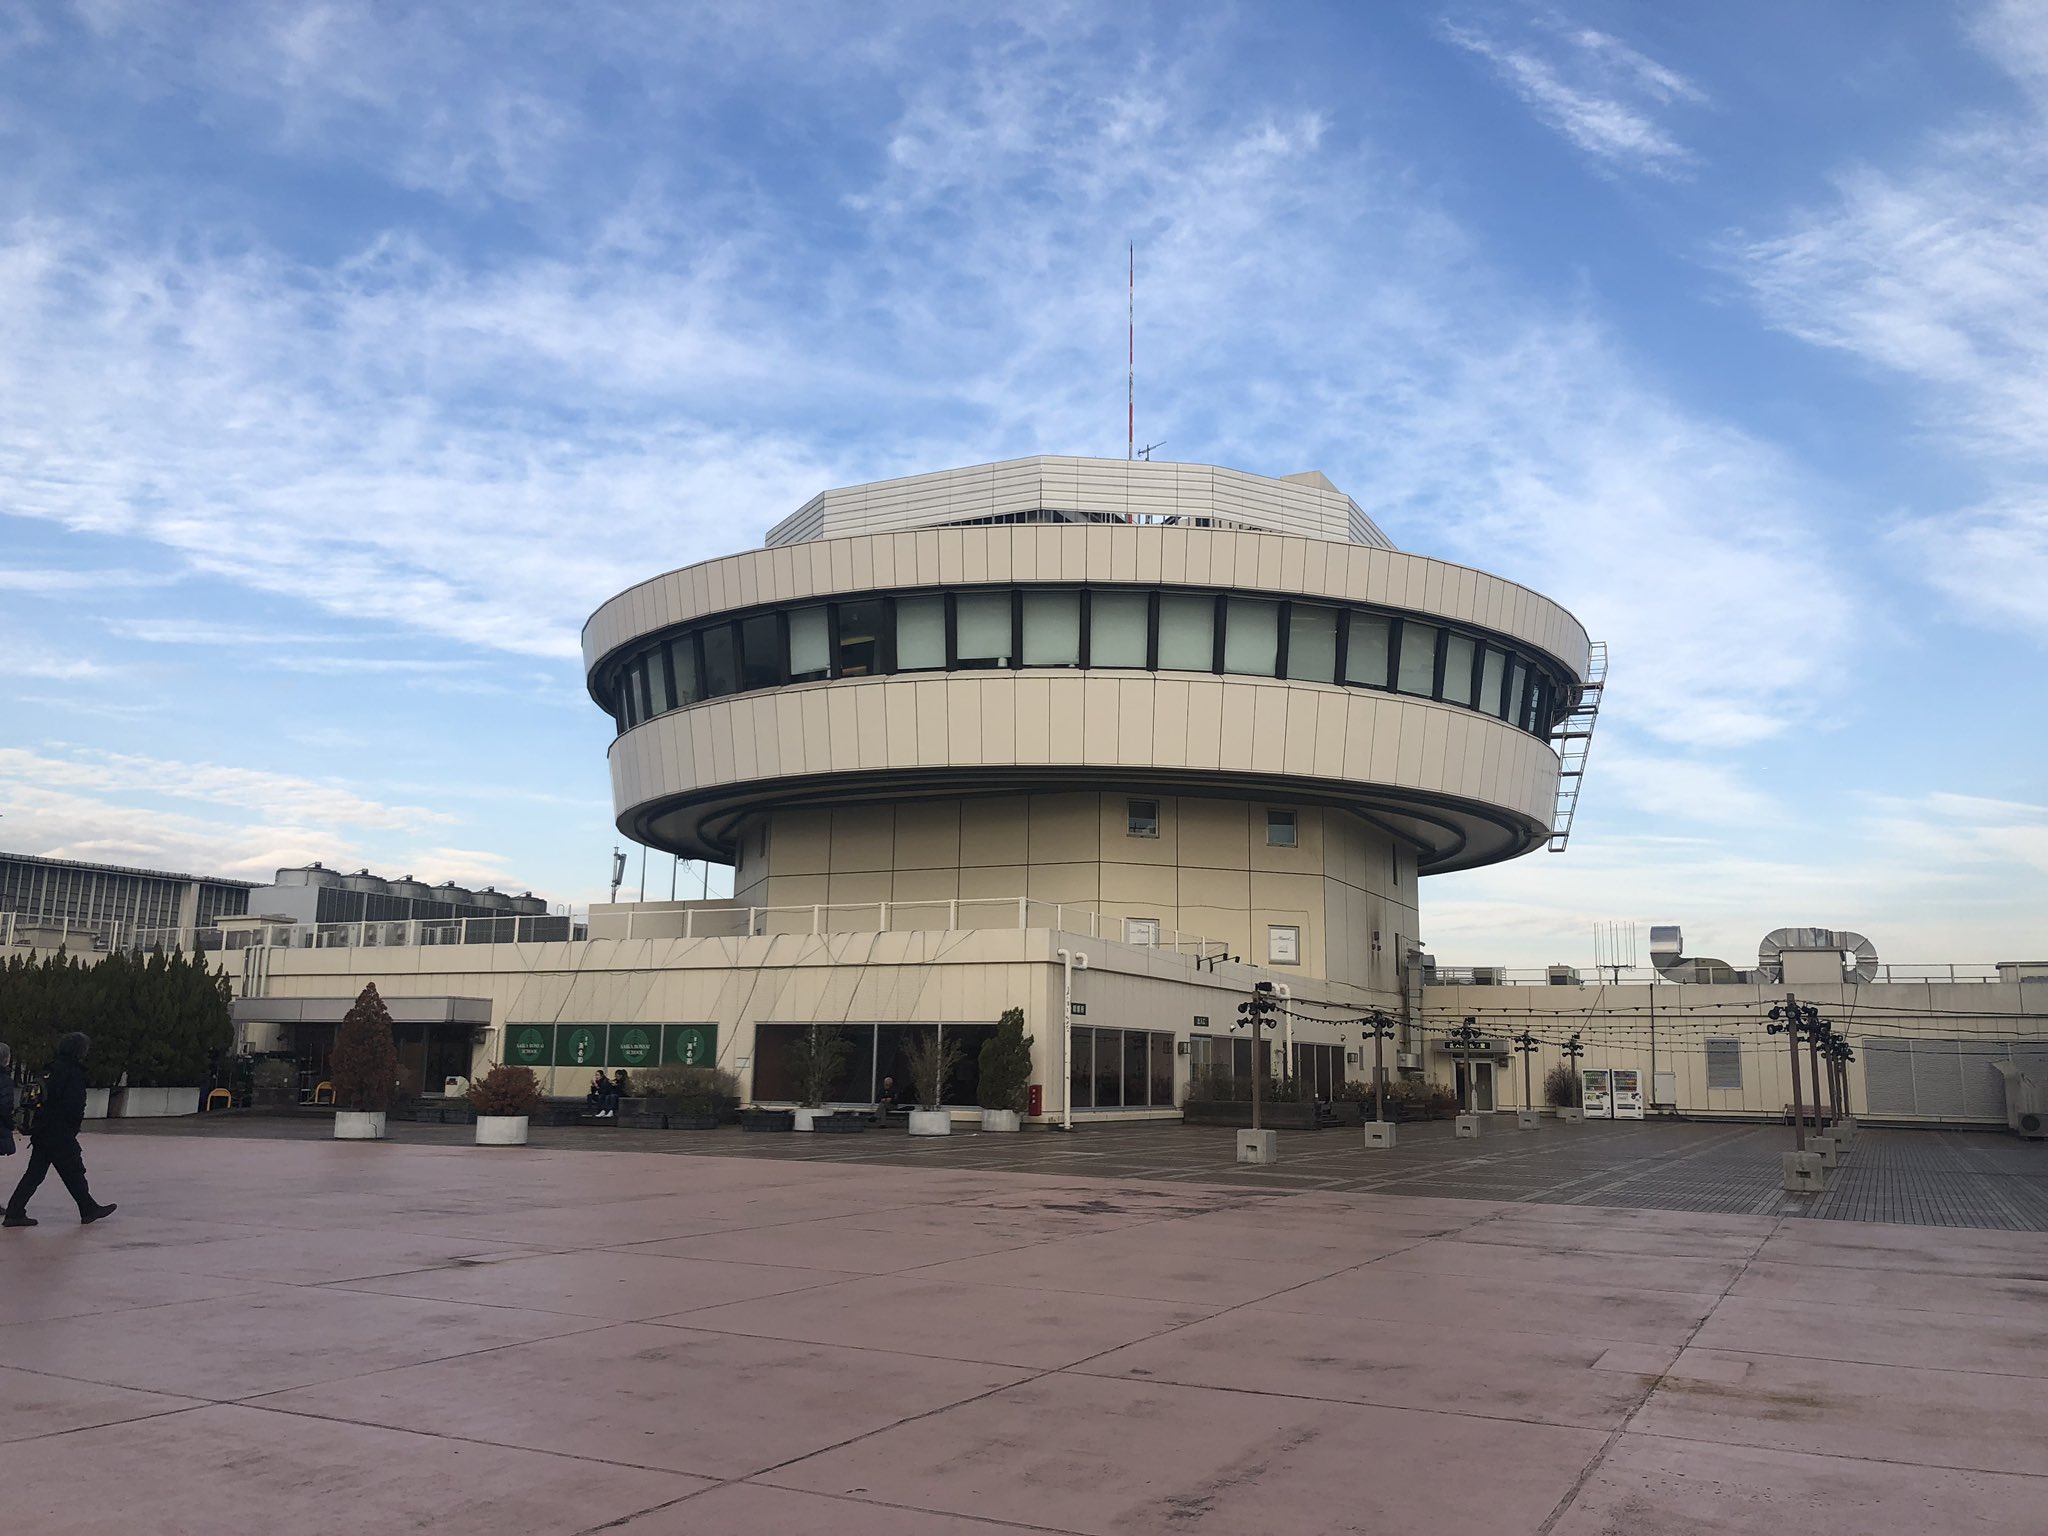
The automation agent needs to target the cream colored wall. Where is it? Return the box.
[728,793,1411,1004]
[229,923,1368,1119]
[1423,980,2045,1122]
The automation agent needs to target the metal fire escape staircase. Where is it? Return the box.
[1547,640,1606,853]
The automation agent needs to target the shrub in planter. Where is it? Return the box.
[331,983,398,1137]
[639,1065,740,1127]
[467,1065,545,1118]
[977,1008,1032,1128]
[1543,1064,1580,1109]
[903,1030,963,1110]
[787,1023,852,1109]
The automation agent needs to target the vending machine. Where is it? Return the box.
[1610,1068,1645,1119]
[1580,1068,1613,1119]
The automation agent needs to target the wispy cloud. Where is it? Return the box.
[1735,0,2048,639]
[1438,17,1704,177]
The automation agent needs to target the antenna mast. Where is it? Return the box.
[1127,243,1134,462]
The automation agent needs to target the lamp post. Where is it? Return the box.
[1768,998,1807,1152]
[1449,1016,1483,1110]
[1365,1009,1396,1125]
[1561,1032,1584,1112]
[1514,1028,1539,1114]
[1234,982,1279,1132]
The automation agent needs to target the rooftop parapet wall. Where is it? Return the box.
[762,457,1397,551]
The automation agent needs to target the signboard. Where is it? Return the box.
[608,1024,659,1069]
[506,1024,553,1068]
[661,1024,717,1067]
[1611,1067,1645,1120]
[554,1024,608,1068]
[1581,1068,1613,1119]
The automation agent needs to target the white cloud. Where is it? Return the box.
[1438,19,1703,177]
[1735,0,2048,640]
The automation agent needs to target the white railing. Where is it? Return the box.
[1428,963,2008,987]
[114,898,1228,962]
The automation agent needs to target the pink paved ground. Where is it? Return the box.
[1,1134,2044,1534]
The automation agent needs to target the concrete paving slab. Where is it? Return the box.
[1728,1258,2048,1319]
[135,1226,552,1285]
[0,1402,703,1536]
[909,1228,1348,1305]
[0,1367,203,1445]
[0,1261,274,1327]
[0,1284,611,1399]
[631,1212,1038,1273]
[1448,1211,1773,1261]
[605,1483,1033,1534]
[765,1372,1609,1535]
[1249,1263,1720,1344]
[666,1273,1217,1369]
[1639,1346,2048,1475]
[1692,1292,2048,1378]
[1753,1220,2048,1277]
[333,1246,861,1319]
[1371,1235,1744,1296]
[1077,1308,1660,1430]
[260,1321,1030,1479]
[1551,1434,2048,1536]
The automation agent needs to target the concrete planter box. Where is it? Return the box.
[979,1109,1021,1133]
[741,1109,795,1132]
[813,1113,866,1134]
[475,1114,529,1146]
[907,1109,952,1136]
[83,1087,110,1120]
[111,1087,202,1118]
[334,1111,387,1141]
[792,1107,828,1132]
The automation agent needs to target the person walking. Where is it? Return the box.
[3,1033,116,1228]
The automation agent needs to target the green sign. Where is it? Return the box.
[609,1025,658,1068]
[662,1024,717,1067]
[507,1025,552,1067]
[554,1024,608,1067]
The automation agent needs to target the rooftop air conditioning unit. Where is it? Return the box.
[1546,965,1580,986]
[1470,966,1500,986]
[1397,1052,1419,1070]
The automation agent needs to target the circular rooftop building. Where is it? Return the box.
[584,457,1592,1001]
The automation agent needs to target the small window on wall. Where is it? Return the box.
[1344,613,1392,688]
[1395,621,1439,696]
[835,599,886,676]
[1504,659,1528,722]
[1021,590,1082,666]
[647,647,676,715]
[894,595,946,672]
[1089,590,1150,667]
[787,607,831,683]
[1222,597,1280,676]
[1480,646,1507,716]
[738,613,782,692]
[956,591,1012,668]
[1266,809,1297,847]
[700,624,739,698]
[1125,917,1161,946]
[1127,799,1159,837]
[1286,604,1339,683]
[670,636,703,704]
[1705,1039,1743,1091]
[1156,593,1216,671]
[1441,633,1477,708]
[1268,924,1301,965]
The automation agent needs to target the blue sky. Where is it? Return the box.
[2,0,2043,969]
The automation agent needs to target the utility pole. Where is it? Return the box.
[1366,1008,1396,1125]
[1805,1007,1827,1133]
[1768,996,1807,1152]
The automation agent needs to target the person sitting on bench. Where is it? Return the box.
[611,1069,633,1103]
[878,1076,907,1117]
[587,1070,618,1118]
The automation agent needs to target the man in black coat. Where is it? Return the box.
[3,1032,116,1228]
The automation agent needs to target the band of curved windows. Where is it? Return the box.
[602,587,1572,741]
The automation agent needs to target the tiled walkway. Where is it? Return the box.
[107,1113,2048,1230]
[1,1132,2044,1534]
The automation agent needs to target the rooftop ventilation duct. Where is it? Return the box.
[1756,926,1878,985]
